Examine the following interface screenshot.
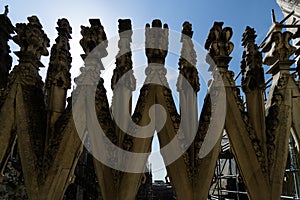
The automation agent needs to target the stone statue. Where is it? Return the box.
[13,16,50,62]
[4,5,8,16]
[262,31,296,66]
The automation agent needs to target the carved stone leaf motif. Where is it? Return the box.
[204,21,234,61]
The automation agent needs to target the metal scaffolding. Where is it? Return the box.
[209,133,300,200]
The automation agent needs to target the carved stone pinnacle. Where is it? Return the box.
[12,16,50,68]
[241,26,265,92]
[145,19,169,65]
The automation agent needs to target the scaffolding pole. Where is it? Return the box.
[289,135,300,200]
[209,134,300,200]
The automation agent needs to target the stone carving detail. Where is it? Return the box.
[241,26,265,92]
[0,5,14,90]
[262,31,296,65]
[193,94,212,176]
[1,13,300,200]
[177,21,200,92]
[43,19,73,150]
[76,19,108,86]
[233,86,267,174]
[265,74,289,168]
[163,87,181,132]
[145,19,169,65]
[0,14,51,200]
[111,19,135,154]
[13,16,50,62]
[204,21,234,67]
[0,147,28,200]
[8,16,50,88]
[78,17,120,190]
[45,18,72,92]
[144,19,169,86]
[79,19,108,58]
[77,18,113,139]
[176,21,201,182]
[111,19,136,91]
[8,15,49,165]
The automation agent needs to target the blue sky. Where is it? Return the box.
[2,0,284,76]
[1,0,285,180]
